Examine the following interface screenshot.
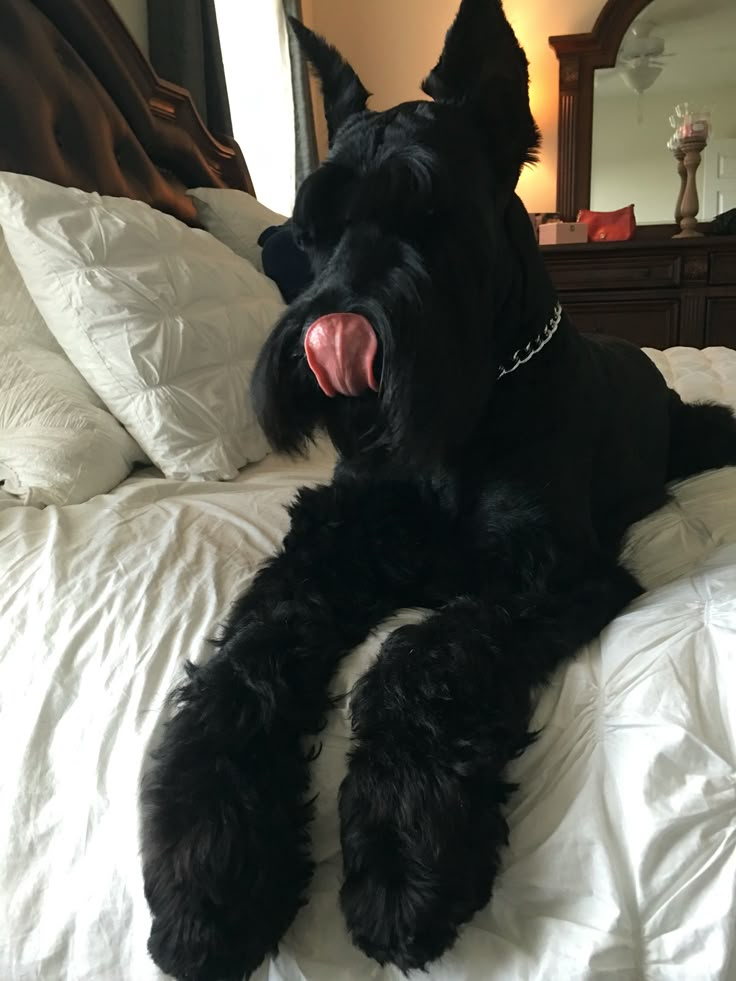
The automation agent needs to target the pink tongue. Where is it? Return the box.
[304,313,379,397]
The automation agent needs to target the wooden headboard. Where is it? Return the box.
[0,0,254,224]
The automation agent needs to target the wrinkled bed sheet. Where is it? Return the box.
[1,347,735,981]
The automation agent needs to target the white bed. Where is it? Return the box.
[2,2,736,978]
[1,346,736,981]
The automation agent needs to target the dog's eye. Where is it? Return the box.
[398,207,440,242]
[313,216,347,249]
[292,223,318,252]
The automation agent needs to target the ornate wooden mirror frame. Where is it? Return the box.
[549,0,675,232]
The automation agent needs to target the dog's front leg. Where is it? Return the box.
[141,477,458,981]
[339,559,641,971]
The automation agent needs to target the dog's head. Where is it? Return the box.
[253,0,550,468]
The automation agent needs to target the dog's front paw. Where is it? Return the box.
[146,905,256,981]
[141,658,314,980]
[339,751,504,971]
[338,627,518,971]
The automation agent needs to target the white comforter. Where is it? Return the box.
[1,348,736,981]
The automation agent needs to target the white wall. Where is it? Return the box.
[591,83,736,223]
[110,0,149,54]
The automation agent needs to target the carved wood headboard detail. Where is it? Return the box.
[0,0,254,224]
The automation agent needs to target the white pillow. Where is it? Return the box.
[0,230,145,506]
[0,173,286,481]
[187,187,287,271]
[1,228,66,355]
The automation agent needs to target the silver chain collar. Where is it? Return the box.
[496,302,563,380]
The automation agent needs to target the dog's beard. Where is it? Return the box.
[252,291,499,471]
[251,306,324,458]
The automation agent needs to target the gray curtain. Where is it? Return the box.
[284,0,319,186]
[148,0,233,138]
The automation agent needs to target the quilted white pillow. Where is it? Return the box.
[0,230,145,506]
[0,173,286,481]
[187,187,287,271]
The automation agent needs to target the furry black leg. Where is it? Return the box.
[339,559,641,972]
[141,478,464,981]
[143,647,313,981]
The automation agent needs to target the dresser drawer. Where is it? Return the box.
[710,251,736,286]
[545,251,680,291]
[705,297,736,346]
[540,238,736,348]
[563,296,679,348]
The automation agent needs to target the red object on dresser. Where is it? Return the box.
[577,205,636,243]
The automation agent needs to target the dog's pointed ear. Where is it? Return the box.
[422,0,540,175]
[288,17,370,145]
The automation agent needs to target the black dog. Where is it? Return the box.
[141,2,736,978]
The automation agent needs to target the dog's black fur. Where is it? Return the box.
[141,2,736,978]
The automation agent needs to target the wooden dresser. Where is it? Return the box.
[541,236,736,349]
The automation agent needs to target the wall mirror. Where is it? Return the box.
[550,0,736,232]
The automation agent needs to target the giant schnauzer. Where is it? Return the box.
[141,1,736,978]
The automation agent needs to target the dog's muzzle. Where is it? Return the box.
[304,313,379,398]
